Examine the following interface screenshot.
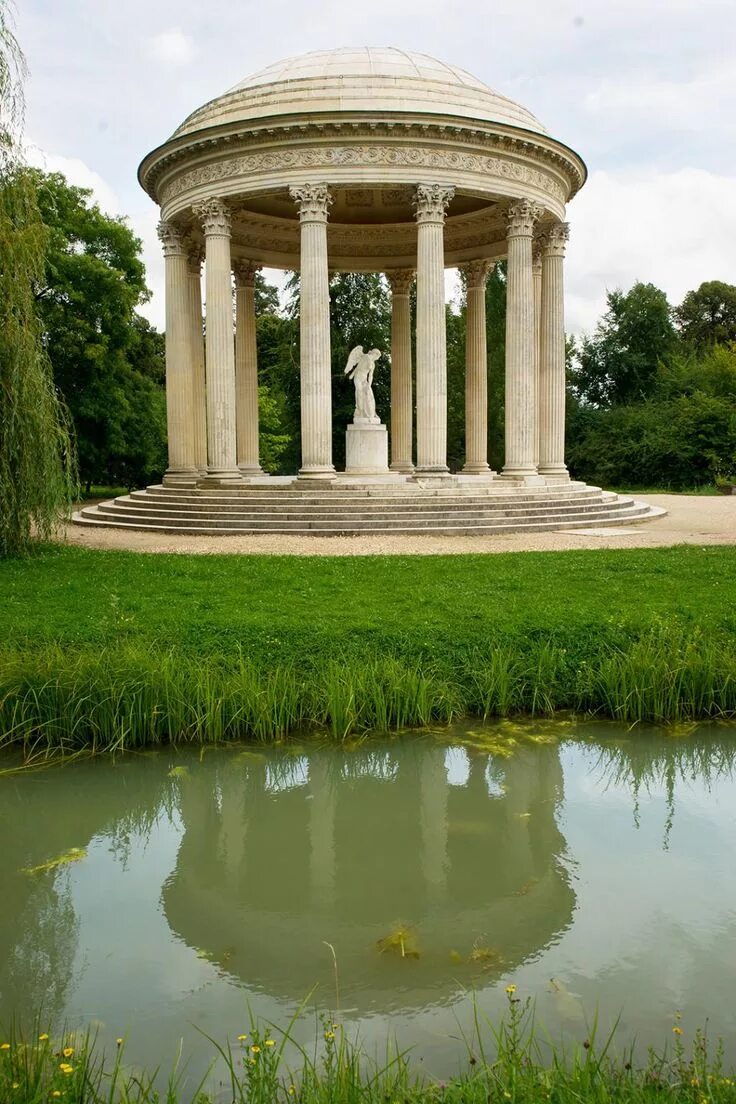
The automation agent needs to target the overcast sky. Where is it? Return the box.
[16,0,736,333]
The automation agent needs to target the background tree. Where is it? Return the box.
[32,170,167,489]
[676,281,736,350]
[0,1,77,556]
[569,282,679,407]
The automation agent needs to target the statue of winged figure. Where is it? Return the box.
[344,345,381,424]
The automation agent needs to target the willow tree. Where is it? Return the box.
[0,1,76,556]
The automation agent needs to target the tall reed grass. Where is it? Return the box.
[1,623,734,755]
[4,994,736,1103]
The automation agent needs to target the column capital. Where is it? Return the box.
[413,183,455,224]
[540,221,570,257]
[233,259,260,288]
[182,233,204,273]
[193,197,231,237]
[157,220,186,257]
[459,259,492,289]
[387,269,415,296]
[506,200,544,238]
[289,183,333,222]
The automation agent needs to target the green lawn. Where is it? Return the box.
[2,543,735,744]
[2,543,735,657]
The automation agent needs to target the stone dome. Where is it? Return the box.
[173,46,548,139]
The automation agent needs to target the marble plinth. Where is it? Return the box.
[345,422,389,474]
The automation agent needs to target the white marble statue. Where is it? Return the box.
[344,345,381,424]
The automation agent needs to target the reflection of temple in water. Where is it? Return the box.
[162,742,576,1011]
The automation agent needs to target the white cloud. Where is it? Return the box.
[565,167,736,334]
[147,28,195,66]
[25,144,121,215]
[585,58,736,135]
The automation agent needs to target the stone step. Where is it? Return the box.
[79,503,653,533]
[73,503,659,536]
[91,500,637,525]
[124,488,609,509]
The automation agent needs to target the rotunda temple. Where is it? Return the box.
[75,47,660,534]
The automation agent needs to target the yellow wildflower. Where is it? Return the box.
[116,1038,123,1046]
[672,1026,683,1036]
[60,1063,74,1074]
[62,1047,74,1058]
[237,1034,248,1041]
[12,1085,19,1091]
[251,1045,261,1054]
[265,1039,275,1047]
[249,1058,257,1066]
[505,984,517,995]
[38,1033,49,1041]
[0,1043,10,1050]
[325,1031,335,1041]
[288,1087,295,1095]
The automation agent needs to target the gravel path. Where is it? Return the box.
[58,494,736,556]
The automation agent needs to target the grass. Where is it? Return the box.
[3,996,736,1103]
[611,485,722,495]
[1,544,735,750]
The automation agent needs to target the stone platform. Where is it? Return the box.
[73,476,665,536]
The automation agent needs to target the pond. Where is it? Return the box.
[3,719,736,1086]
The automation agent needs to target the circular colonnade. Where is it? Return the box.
[75,48,660,535]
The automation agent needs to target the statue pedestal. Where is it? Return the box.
[345,422,389,474]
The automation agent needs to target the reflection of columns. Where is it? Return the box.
[185,239,207,473]
[289,183,335,480]
[532,247,543,469]
[420,747,448,902]
[308,755,336,909]
[233,260,263,476]
[157,221,198,485]
[460,259,492,474]
[414,184,454,474]
[502,200,543,478]
[538,223,570,478]
[192,197,242,484]
[387,269,415,472]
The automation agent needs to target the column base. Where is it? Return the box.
[198,468,247,488]
[462,462,492,474]
[538,463,570,479]
[390,460,415,474]
[163,468,199,487]
[238,464,265,478]
[296,465,337,482]
[500,470,547,486]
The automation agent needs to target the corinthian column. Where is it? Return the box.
[184,238,207,473]
[502,200,543,479]
[192,197,242,484]
[532,246,543,468]
[538,222,570,478]
[289,183,335,480]
[414,183,454,474]
[157,221,198,485]
[387,269,415,472]
[233,260,263,477]
[460,259,492,473]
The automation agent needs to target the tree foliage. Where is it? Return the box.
[676,280,736,350]
[0,2,77,556]
[32,170,167,489]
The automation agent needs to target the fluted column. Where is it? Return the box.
[532,247,543,468]
[289,183,335,480]
[185,238,207,473]
[387,269,415,472]
[414,183,454,474]
[157,221,198,485]
[192,197,242,484]
[538,222,570,478]
[460,259,492,474]
[502,200,544,479]
[233,260,263,477]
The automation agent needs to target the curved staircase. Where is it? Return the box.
[73,479,664,536]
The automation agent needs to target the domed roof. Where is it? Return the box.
[173,46,548,138]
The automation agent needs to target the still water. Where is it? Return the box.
[3,720,736,1083]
